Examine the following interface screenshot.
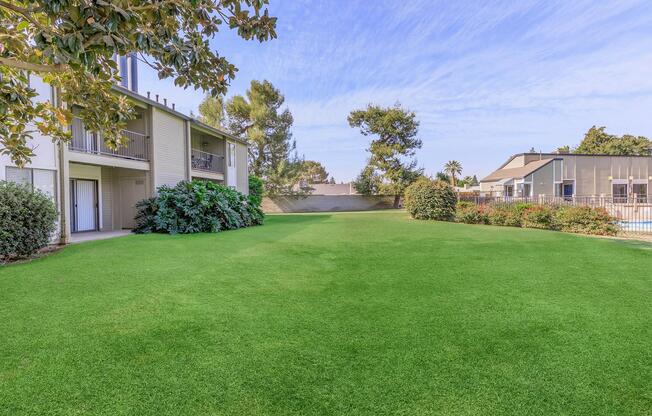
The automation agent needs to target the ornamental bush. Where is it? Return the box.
[134,180,264,234]
[248,175,264,208]
[486,204,523,227]
[554,206,618,236]
[0,182,58,262]
[522,205,557,230]
[455,201,489,224]
[404,179,457,221]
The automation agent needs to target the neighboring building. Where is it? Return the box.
[0,61,249,244]
[454,184,481,193]
[480,153,652,201]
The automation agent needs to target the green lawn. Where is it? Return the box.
[1,212,650,415]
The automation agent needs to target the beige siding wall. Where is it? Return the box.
[556,155,652,195]
[524,154,554,164]
[480,180,502,193]
[575,157,596,195]
[532,162,554,195]
[235,141,249,194]
[151,108,187,188]
[503,155,525,169]
[101,167,114,230]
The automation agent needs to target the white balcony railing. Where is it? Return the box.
[191,149,225,174]
[70,117,149,161]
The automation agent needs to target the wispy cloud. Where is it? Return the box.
[139,0,652,180]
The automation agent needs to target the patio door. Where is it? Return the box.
[70,179,98,232]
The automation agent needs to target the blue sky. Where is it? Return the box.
[139,0,652,181]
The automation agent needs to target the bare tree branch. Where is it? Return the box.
[0,57,66,72]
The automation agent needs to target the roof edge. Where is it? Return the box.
[113,86,248,145]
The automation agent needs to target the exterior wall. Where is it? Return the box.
[502,155,525,169]
[0,75,58,180]
[262,195,396,213]
[483,154,652,197]
[532,161,554,196]
[101,167,115,230]
[151,107,187,189]
[523,154,554,164]
[235,141,249,194]
[479,180,503,193]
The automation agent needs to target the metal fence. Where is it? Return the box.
[191,149,225,174]
[70,117,149,161]
[458,195,652,234]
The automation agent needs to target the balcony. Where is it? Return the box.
[70,117,149,161]
[191,149,224,174]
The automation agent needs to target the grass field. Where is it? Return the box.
[1,211,650,415]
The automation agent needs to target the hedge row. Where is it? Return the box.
[403,179,619,236]
[455,201,618,236]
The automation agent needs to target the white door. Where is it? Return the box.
[120,178,147,229]
[227,142,237,188]
[72,179,98,232]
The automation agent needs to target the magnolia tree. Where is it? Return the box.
[0,0,277,166]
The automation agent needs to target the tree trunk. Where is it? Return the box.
[393,195,401,209]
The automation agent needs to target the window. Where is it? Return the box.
[5,167,57,202]
[114,54,138,92]
[612,183,628,203]
[504,185,514,197]
[632,183,647,203]
[523,183,532,197]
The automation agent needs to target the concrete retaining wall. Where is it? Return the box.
[262,195,396,213]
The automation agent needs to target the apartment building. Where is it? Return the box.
[0,60,249,244]
[480,153,652,201]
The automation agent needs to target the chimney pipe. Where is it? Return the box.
[163,98,167,106]
[172,103,175,110]
[155,94,159,102]
[147,91,151,99]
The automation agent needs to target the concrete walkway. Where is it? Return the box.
[70,230,132,244]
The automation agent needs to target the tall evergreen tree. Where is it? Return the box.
[348,103,423,207]
[197,95,226,129]
[226,80,299,195]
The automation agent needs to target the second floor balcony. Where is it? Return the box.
[191,149,224,174]
[70,117,149,161]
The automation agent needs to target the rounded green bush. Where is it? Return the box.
[0,181,58,262]
[404,179,457,221]
[134,180,264,234]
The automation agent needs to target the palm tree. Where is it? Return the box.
[444,160,462,187]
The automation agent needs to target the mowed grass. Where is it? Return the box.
[0,211,650,415]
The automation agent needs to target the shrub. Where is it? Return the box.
[134,180,264,234]
[554,206,618,236]
[455,202,489,224]
[522,205,557,230]
[0,181,58,262]
[248,175,264,208]
[404,179,457,221]
[486,204,523,227]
